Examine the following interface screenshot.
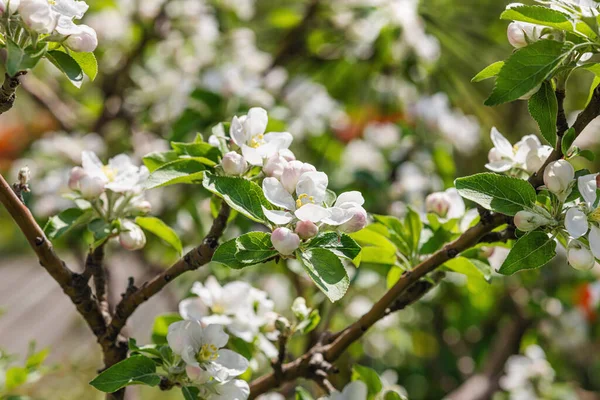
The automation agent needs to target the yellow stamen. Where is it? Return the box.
[102,165,117,182]
[196,344,219,363]
[590,208,600,222]
[249,134,265,149]
[296,193,315,208]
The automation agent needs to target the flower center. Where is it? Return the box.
[296,193,315,209]
[102,165,117,182]
[249,134,265,149]
[196,344,219,363]
[211,304,225,314]
[590,208,600,223]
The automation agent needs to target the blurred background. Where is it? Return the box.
[1,0,600,399]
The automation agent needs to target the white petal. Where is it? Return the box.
[257,333,278,358]
[490,127,514,158]
[202,324,229,349]
[241,144,264,166]
[81,151,105,180]
[262,206,294,225]
[230,116,248,146]
[52,0,88,19]
[589,225,600,259]
[262,177,296,210]
[578,174,598,207]
[246,107,268,136]
[296,171,328,204]
[565,208,589,238]
[179,298,210,321]
[294,203,331,222]
[321,207,352,226]
[215,349,249,378]
[335,191,365,207]
[485,160,513,172]
[221,282,253,312]
[201,315,234,326]
[166,321,188,355]
[445,188,465,219]
[264,132,293,150]
[209,379,250,400]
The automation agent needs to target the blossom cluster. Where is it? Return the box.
[0,0,97,52]
[213,107,368,256]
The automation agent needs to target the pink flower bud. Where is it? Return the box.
[425,192,451,217]
[271,227,300,255]
[64,24,98,53]
[263,154,288,179]
[222,151,248,176]
[513,210,550,232]
[543,160,574,195]
[488,147,503,163]
[281,161,316,193]
[119,221,146,251]
[339,206,368,233]
[279,149,296,162]
[68,166,86,190]
[295,220,319,240]
[134,200,152,214]
[79,175,105,198]
[507,22,529,48]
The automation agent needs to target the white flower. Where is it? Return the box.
[230,108,293,166]
[507,21,543,48]
[262,171,331,225]
[564,173,600,258]
[222,152,248,176]
[0,0,20,14]
[295,220,319,239]
[291,297,310,319]
[514,210,552,232]
[19,0,57,33]
[543,160,574,196]
[78,174,106,198]
[119,220,146,251]
[167,321,248,383]
[81,151,149,194]
[263,153,288,179]
[200,379,250,400]
[567,240,595,271]
[271,227,301,255]
[321,381,368,400]
[500,345,555,396]
[321,191,367,232]
[486,128,552,174]
[281,161,317,194]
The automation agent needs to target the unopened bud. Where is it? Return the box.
[64,24,98,53]
[275,316,291,334]
[543,160,574,195]
[568,241,595,271]
[279,149,296,162]
[17,167,30,186]
[513,210,550,232]
[0,0,20,14]
[281,161,316,194]
[425,192,451,217]
[221,151,248,176]
[263,154,287,179]
[134,199,152,214]
[339,206,368,233]
[79,175,105,198]
[119,220,147,251]
[295,220,319,240]
[291,297,310,319]
[488,147,503,163]
[271,227,300,256]
[68,166,86,190]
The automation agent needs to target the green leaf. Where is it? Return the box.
[135,216,182,255]
[5,367,28,390]
[89,355,161,393]
[500,5,573,31]
[352,365,383,398]
[26,348,49,369]
[46,50,84,88]
[212,238,247,269]
[6,39,25,77]
[235,231,278,265]
[384,392,405,400]
[203,172,272,223]
[151,313,183,344]
[306,232,361,260]
[455,173,536,216]
[296,309,321,334]
[182,386,200,400]
[295,387,315,400]
[145,159,207,189]
[128,338,163,359]
[404,207,423,255]
[528,80,557,146]
[444,257,490,292]
[171,141,221,166]
[485,40,571,106]
[472,61,504,82]
[298,248,349,302]
[88,219,113,247]
[562,127,576,155]
[498,231,556,275]
[578,149,595,161]
[142,151,179,172]
[350,227,398,265]
[68,51,98,81]
[44,208,93,239]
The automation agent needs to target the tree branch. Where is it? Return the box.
[103,203,231,345]
[0,72,26,115]
[86,245,111,323]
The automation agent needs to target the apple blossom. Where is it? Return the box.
[321,381,368,400]
[563,174,600,258]
[513,210,552,232]
[222,151,248,176]
[507,21,542,48]
[81,151,149,194]
[338,206,368,233]
[295,220,319,239]
[543,160,574,196]
[425,192,450,217]
[281,161,317,194]
[63,23,98,52]
[166,321,248,383]
[78,175,106,198]
[567,241,595,271]
[198,379,250,400]
[322,191,368,232]
[0,0,20,15]
[263,153,288,179]
[230,107,293,166]
[119,220,146,251]
[271,227,300,255]
[19,0,57,33]
[485,128,552,174]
